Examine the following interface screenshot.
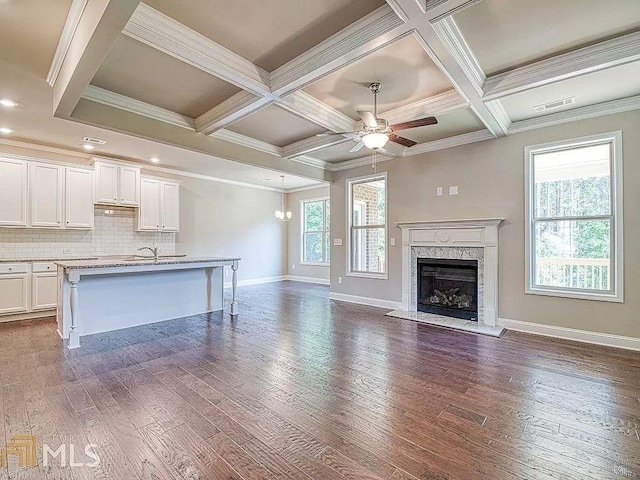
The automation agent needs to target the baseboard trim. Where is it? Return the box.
[498,318,640,351]
[0,310,56,323]
[284,275,330,285]
[329,292,403,310]
[224,276,285,288]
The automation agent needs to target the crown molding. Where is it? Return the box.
[483,100,511,136]
[282,135,352,159]
[508,95,640,135]
[285,183,330,194]
[278,91,356,133]
[404,129,494,156]
[270,5,408,95]
[82,85,196,130]
[328,151,394,171]
[426,0,482,23]
[46,0,89,87]
[211,129,282,157]
[431,17,485,96]
[0,138,90,158]
[291,155,330,169]
[196,93,271,135]
[375,89,468,126]
[123,3,270,95]
[483,31,640,101]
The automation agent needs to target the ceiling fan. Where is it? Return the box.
[317,82,438,152]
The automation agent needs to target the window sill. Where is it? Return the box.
[300,262,330,267]
[526,286,623,303]
[346,271,388,280]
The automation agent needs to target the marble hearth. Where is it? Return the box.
[388,219,505,337]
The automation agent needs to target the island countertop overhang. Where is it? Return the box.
[55,256,241,270]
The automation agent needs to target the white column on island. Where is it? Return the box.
[230,260,239,316]
[67,270,81,349]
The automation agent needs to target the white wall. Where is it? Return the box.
[329,110,640,340]
[286,186,331,283]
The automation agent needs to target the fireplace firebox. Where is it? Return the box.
[417,258,478,320]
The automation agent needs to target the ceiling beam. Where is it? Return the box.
[483,31,640,101]
[123,3,270,96]
[277,91,356,133]
[53,0,141,118]
[270,5,409,95]
[195,92,271,135]
[282,135,352,159]
[46,0,89,87]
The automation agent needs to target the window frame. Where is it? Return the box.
[524,131,624,303]
[346,172,388,279]
[300,197,330,266]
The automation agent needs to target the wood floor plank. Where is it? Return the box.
[0,283,637,480]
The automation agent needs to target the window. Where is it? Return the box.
[301,198,330,264]
[348,173,387,277]
[525,131,623,302]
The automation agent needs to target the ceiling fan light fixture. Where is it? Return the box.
[362,132,388,150]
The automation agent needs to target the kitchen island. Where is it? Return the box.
[55,256,240,349]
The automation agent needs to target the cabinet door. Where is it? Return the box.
[32,272,58,311]
[30,162,63,228]
[119,166,140,206]
[0,275,29,314]
[160,181,179,232]
[94,162,118,205]
[0,157,28,227]
[139,178,160,230]
[65,167,94,229]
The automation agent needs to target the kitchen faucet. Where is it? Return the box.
[138,245,159,261]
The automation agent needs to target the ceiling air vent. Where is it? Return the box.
[82,136,106,145]
[534,97,575,113]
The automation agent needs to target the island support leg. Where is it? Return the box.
[230,260,239,316]
[68,271,81,349]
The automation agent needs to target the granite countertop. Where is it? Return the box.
[55,256,241,269]
[0,257,99,263]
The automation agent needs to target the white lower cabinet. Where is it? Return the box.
[32,272,58,311]
[0,265,29,315]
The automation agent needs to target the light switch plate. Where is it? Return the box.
[390,237,396,246]
[449,186,459,195]
[333,238,343,246]
[436,187,443,196]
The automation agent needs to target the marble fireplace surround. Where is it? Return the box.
[397,219,504,327]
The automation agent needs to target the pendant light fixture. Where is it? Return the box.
[275,175,292,221]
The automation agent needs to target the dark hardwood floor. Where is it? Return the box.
[0,281,639,479]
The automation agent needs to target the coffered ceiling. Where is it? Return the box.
[0,0,638,187]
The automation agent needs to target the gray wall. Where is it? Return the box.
[329,110,640,339]
[175,176,287,282]
[286,186,331,282]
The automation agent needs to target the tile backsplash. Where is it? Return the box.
[0,207,175,260]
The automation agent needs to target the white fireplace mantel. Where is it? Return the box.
[396,218,504,326]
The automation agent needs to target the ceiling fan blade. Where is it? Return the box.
[349,141,365,153]
[391,117,438,131]
[357,110,378,128]
[389,134,417,148]
[316,131,357,136]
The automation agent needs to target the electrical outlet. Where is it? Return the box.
[338,276,343,285]
[63,249,72,254]
[292,264,295,270]
[333,238,343,246]
[449,186,459,196]
[390,237,396,246]
[436,187,443,196]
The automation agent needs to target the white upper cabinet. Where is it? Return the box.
[161,181,180,232]
[0,157,28,227]
[29,162,63,228]
[139,177,179,232]
[119,165,140,206]
[65,167,94,229]
[94,160,140,207]
[94,161,118,205]
[139,177,161,231]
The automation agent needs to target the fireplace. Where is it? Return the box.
[417,258,478,320]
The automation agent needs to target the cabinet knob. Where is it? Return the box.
[8,267,12,271]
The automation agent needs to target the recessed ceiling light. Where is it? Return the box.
[150,157,160,163]
[0,127,12,134]
[0,99,17,108]
[82,144,95,151]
